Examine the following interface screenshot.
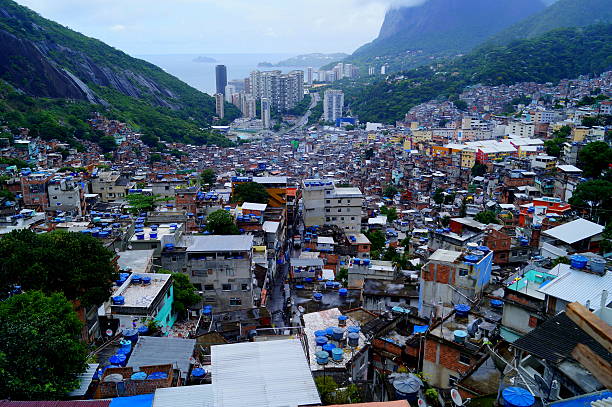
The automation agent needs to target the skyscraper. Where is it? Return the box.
[224,84,236,102]
[249,70,304,112]
[214,93,225,119]
[323,89,344,123]
[261,98,271,129]
[215,65,227,95]
[307,67,313,85]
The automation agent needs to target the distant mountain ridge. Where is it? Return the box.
[0,0,239,146]
[260,53,349,69]
[485,0,612,46]
[350,0,546,63]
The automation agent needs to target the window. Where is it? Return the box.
[52,196,58,200]
[326,217,331,222]
[326,208,330,212]
[208,269,214,275]
[351,217,355,221]
[222,284,232,291]
[337,199,342,204]
[204,284,214,291]
[326,200,331,204]
[338,208,342,212]
[241,284,249,291]
[528,315,538,328]
[332,217,337,221]
[205,297,216,304]
[172,256,177,262]
[229,297,242,306]
[459,268,468,277]
[192,270,207,277]
[459,353,471,365]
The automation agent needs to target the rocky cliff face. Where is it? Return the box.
[354,0,546,57]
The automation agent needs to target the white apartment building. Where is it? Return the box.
[323,89,344,123]
[506,121,535,138]
[302,179,363,232]
[261,98,271,129]
[215,93,225,119]
[249,70,304,112]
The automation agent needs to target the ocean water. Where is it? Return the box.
[137,53,311,95]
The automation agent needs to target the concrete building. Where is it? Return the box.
[419,249,493,318]
[47,176,86,215]
[249,70,304,112]
[90,171,133,203]
[323,89,344,123]
[102,272,175,333]
[161,235,255,313]
[215,93,225,119]
[215,65,227,95]
[260,98,271,129]
[20,172,52,210]
[224,84,236,102]
[302,179,363,232]
[307,67,313,85]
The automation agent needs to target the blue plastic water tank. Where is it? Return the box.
[502,387,535,407]
[454,304,471,317]
[338,288,348,297]
[464,255,479,263]
[191,368,206,378]
[491,299,504,309]
[590,258,606,274]
[112,296,125,305]
[315,351,329,365]
[109,353,127,367]
[314,330,327,337]
[348,326,361,334]
[313,292,323,302]
[123,328,139,344]
[131,372,147,380]
[332,327,345,341]
[453,330,468,343]
[322,343,336,356]
[570,255,588,269]
[331,347,344,361]
[315,336,328,346]
[394,376,421,402]
[147,371,168,380]
[137,325,149,335]
[347,332,360,347]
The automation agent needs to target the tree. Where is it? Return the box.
[577,141,612,179]
[471,162,487,177]
[453,100,468,111]
[335,268,348,286]
[474,210,500,225]
[314,376,361,404]
[569,179,612,224]
[600,223,612,255]
[0,230,117,307]
[158,271,200,318]
[125,193,168,214]
[206,210,239,235]
[383,184,398,198]
[200,168,216,190]
[232,182,269,204]
[365,230,386,253]
[380,206,398,223]
[0,291,87,400]
[98,135,117,152]
[149,153,162,163]
[441,216,451,227]
[432,188,444,206]
[550,256,570,268]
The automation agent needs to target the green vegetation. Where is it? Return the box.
[0,230,117,307]
[550,256,571,267]
[343,25,612,123]
[232,182,270,204]
[365,230,386,256]
[0,0,239,146]
[206,209,239,235]
[314,376,361,404]
[0,156,33,169]
[125,193,169,214]
[471,162,488,177]
[544,125,572,157]
[287,94,311,116]
[158,271,200,318]
[577,141,612,178]
[0,291,88,400]
[474,210,501,225]
[383,184,398,198]
[380,206,398,222]
[200,168,217,190]
[569,179,612,224]
[486,0,612,46]
[307,100,323,125]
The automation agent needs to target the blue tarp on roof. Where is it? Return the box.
[413,325,429,334]
[110,394,154,407]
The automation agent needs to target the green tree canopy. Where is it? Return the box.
[232,182,270,204]
[206,210,239,235]
[474,210,500,225]
[577,141,612,178]
[433,188,445,206]
[0,230,117,307]
[98,135,117,152]
[158,271,200,318]
[380,206,398,223]
[125,193,168,214]
[200,168,216,189]
[471,162,488,177]
[568,179,612,224]
[0,291,88,400]
[365,229,386,253]
[383,184,398,198]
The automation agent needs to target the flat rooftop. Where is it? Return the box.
[184,234,253,252]
[114,273,170,309]
[116,250,155,274]
[302,308,367,371]
[130,224,177,242]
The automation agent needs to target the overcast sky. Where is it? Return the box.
[14,0,426,56]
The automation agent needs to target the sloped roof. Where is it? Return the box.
[542,218,604,244]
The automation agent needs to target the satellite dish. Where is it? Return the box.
[106,329,113,337]
[114,248,120,253]
[418,398,426,407]
[451,389,463,406]
[298,306,305,314]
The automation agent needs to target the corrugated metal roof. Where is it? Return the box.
[127,336,195,376]
[211,339,321,407]
[152,384,214,407]
[68,363,99,397]
[0,402,110,407]
[542,218,604,244]
[537,266,611,311]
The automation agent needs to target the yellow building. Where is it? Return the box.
[412,130,433,143]
[461,148,476,169]
[571,126,589,142]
